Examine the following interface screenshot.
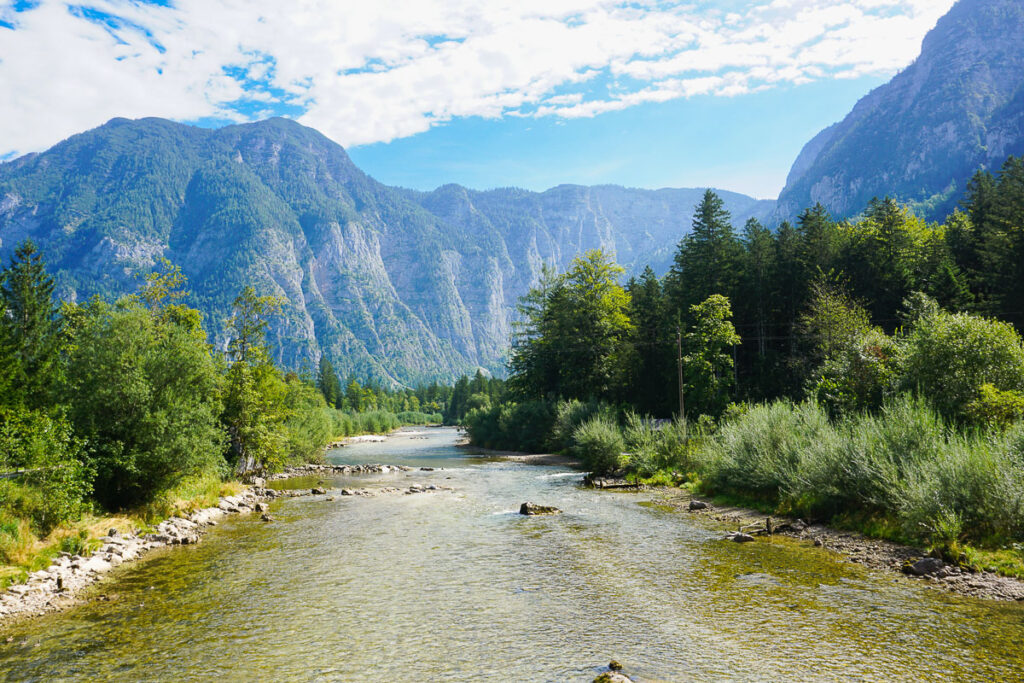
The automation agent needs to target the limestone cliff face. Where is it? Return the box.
[0,117,772,385]
[775,0,1024,221]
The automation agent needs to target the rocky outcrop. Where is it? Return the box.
[775,0,1024,222]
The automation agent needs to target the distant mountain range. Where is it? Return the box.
[0,117,771,385]
[775,0,1024,221]
[1,0,1020,384]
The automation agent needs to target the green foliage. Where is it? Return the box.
[684,294,741,417]
[0,408,90,534]
[463,400,557,453]
[967,384,1024,430]
[622,415,697,479]
[550,399,615,453]
[0,240,63,409]
[510,251,632,402]
[64,298,226,508]
[896,305,1024,421]
[572,416,626,476]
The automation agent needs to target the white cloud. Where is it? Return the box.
[0,0,957,157]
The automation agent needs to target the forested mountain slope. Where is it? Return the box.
[0,117,771,384]
[775,0,1024,221]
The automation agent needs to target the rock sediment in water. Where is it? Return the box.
[519,502,561,516]
[266,463,412,481]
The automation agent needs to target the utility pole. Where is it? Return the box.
[677,323,685,420]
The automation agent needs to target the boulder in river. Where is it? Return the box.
[594,672,633,682]
[727,532,756,543]
[520,502,561,516]
[688,500,709,511]
[311,487,327,495]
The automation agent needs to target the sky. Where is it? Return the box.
[0,0,957,199]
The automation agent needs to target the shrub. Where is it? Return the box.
[623,414,699,478]
[967,384,1024,430]
[896,309,1024,422]
[550,399,615,452]
[704,400,833,501]
[572,416,626,475]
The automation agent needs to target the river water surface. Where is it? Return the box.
[2,427,1023,681]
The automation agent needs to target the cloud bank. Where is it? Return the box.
[0,0,956,157]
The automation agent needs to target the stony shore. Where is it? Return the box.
[659,490,1024,602]
[0,463,450,624]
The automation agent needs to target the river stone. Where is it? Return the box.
[729,532,756,543]
[520,502,561,516]
[594,673,633,682]
[906,557,945,576]
[688,500,709,511]
[311,487,327,495]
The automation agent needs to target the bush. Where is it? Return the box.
[896,309,1024,422]
[704,400,834,501]
[967,384,1024,430]
[901,433,1024,544]
[573,416,626,475]
[550,399,615,452]
[0,408,91,533]
[622,414,699,478]
[463,400,556,453]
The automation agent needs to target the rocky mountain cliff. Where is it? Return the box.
[0,117,772,385]
[775,0,1024,221]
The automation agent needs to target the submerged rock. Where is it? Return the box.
[594,672,633,682]
[519,502,561,516]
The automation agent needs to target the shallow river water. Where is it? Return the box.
[2,427,1023,682]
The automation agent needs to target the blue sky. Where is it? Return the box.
[0,0,955,198]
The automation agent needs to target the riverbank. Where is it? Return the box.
[0,459,458,625]
[650,488,1024,602]
[0,487,268,624]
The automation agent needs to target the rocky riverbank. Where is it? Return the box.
[659,490,1024,602]
[0,488,267,624]
[0,464,453,624]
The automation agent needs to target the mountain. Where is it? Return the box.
[0,117,772,385]
[775,0,1024,221]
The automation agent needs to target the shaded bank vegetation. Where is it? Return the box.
[0,248,449,578]
[465,157,1024,573]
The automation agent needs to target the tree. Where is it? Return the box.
[510,250,633,402]
[626,266,671,415]
[684,294,741,417]
[316,355,342,407]
[64,297,225,508]
[221,287,287,474]
[0,240,62,409]
[896,301,1024,422]
[227,286,282,365]
[667,190,740,319]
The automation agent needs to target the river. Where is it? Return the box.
[1,427,1022,681]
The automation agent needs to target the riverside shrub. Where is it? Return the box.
[896,309,1024,422]
[573,416,626,475]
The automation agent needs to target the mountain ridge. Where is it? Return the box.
[775,0,1024,221]
[0,116,772,385]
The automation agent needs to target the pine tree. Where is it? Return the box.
[316,355,341,407]
[667,190,740,322]
[0,240,62,409]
